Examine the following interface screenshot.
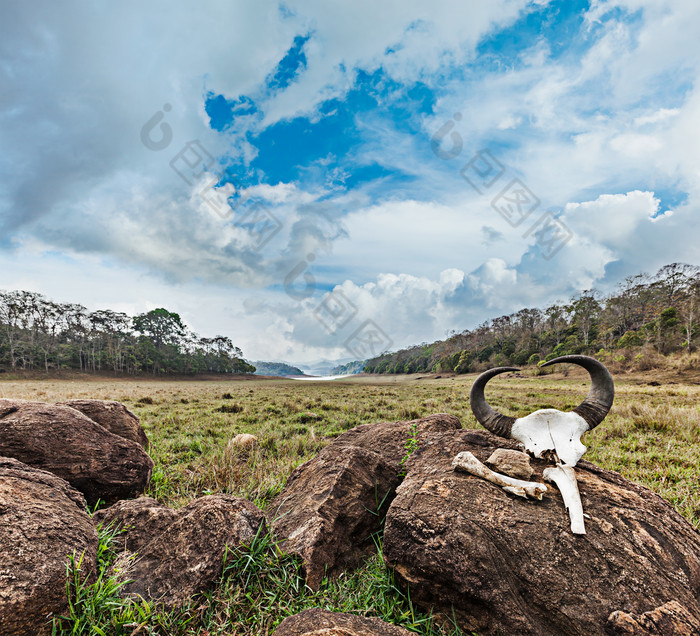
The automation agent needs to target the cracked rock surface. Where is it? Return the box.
[382,429,700,636]
[0,457,97,636]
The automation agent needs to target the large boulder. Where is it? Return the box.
[93,497,178,553]
[331,413,461,471]
[0,457,98,636]
[382,429,700,636]
[607,600,700,635]
[96,495,265,607]
[0,399,153,505]
[60,399,149,449]
[273,608,413,635]
[267,444,399,589]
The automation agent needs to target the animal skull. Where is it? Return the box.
[467,355,615,534]
[469,355,614,466]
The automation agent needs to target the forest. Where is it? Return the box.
[0,291,255,376]
[363,263,700,375]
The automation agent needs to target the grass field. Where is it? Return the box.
[2,369,699,634]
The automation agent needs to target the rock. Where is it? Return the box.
[92,497,178,554]
[60,399,149,449]
[267,444,399,589]
[104,495,265,607]
[331,413,462,471]
[273,608,413,635]
[607,600,700,635]
[485,447,533,480]
[0,398,153,506]
[382,429,700,636]
[227,433,259,450]
[0,457,98,636]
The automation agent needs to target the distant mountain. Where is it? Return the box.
[297,356,363,376]
[330,360,366,375]
[253,361,307,377]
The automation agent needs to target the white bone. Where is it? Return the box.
[452,451,547,500]
[543,464,586,535]
[511,410,589,466]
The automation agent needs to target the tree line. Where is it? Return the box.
[0,291,255,376]
[363,263,700,375]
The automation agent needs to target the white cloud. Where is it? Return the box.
[634,107,680,127]
[565,190,660,246]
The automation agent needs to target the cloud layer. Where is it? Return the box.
[1,1,699,367]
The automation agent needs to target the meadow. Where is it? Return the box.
[2,368,699,635]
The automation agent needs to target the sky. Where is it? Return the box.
[1,0,700,372]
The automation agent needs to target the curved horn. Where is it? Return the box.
[469,367,520,438]
[540,355,614,429]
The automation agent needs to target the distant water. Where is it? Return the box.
[288,374,354,381]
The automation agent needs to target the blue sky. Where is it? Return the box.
[1,0,699,370]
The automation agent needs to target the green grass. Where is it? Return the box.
[51,517,464,636]
[1,370,698,634]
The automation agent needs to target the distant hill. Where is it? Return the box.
[363,262,700,376]
[253,361,307,376]
[330,360,366,375]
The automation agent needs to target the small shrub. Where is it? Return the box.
[527,353,540,365]
[217,404,244,414]
[398,407,421,420]
[297,412,321,424]
[137,396,154,405]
